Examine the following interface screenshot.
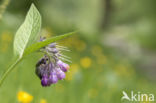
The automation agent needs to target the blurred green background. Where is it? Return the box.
[0,0,156,103]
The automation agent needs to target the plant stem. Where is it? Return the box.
[0,0,10,20]
[0,58,22,87]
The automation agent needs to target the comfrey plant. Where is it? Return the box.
[0,3,75,87]
[36,38,70,86]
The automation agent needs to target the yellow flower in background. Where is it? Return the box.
[80,57,92,69]
[17,91,33,103]
[40,99,47,103]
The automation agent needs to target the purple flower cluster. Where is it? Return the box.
[36,41,70,87]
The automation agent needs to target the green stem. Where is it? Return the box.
[0,58,22,87]
[0,0,10,20]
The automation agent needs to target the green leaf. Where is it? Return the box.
[13,4,41,58]
[23,31,76,56]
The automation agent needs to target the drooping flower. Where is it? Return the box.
[57,60,70,72]
[55,68,66,80]
[41,75,49,86]
[35,37,70,87]
[49,71,58,84]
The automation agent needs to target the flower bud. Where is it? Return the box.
[57,60,70,72]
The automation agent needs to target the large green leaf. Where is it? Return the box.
[13,4,41,58]
[23,32,76,56]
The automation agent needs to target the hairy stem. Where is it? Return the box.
[0,0,10,20]
[0,58,22,87]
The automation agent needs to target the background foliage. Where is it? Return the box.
[0,0,156,103]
